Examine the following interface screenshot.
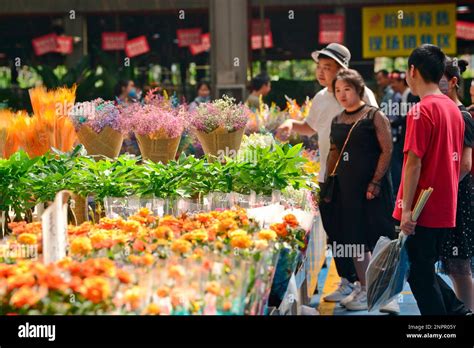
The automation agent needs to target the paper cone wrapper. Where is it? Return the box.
[135,134,181,164]
[196,127,245,157]
[76,125,123,159]
[71,194,87,225]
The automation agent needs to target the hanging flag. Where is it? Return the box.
[189,33,211,55]
[32,33,58,56]
[456,21,474,40]
[102,32,128,50]
[56,36,73,55]
[251,19,273,50]
[319,14,345,44]
[125,35,150,58]
[177,28,202,47]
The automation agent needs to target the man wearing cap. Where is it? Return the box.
[276,43,401,314]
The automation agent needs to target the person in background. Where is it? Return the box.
[375,69,395,107]
[275,43,400,314]
[439,58,474,311]
[189,81,211,111]
[389,70,420,193]
[326,69,395,311]
[115,79,139,105]
[394,44,471,315]
[246,73,271,110]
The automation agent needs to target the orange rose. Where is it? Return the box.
[283,214,299,227]
[270,223,288,238]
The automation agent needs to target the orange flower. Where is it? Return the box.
[182,229,208,242]
[254,240,269,250]
[229,230,253,249]
[205,281,221,295]
[97,218,121,230]
[222,301,233,312]
[7,273,35,291]
[218,218,237,233]
[195,213,213,225]
[119,220,142,234]
[170,239,192,255]
[70,236,93,256]
[283,214,299,227]
[68,222,92,236]
[10,286,43,308]
[117,269,132,284]
[152,226,173,240]
[81,276,111,304]
[144,303,161,315]
[132,239,146,252]
[168,265,186,280]
[270,223,288,238]
[17,233,37,245]
[156,286,171,298]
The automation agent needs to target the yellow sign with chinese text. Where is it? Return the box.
[362,3,456,58]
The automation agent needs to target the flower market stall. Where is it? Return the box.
[0,86,326,315]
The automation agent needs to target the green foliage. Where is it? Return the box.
[0,143,312,219]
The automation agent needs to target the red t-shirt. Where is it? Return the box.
[393,94,464,228]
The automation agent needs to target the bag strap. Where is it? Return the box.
[329,107,375,176]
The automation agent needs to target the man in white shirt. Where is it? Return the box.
[275,43,399,312]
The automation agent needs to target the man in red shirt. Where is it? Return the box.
[393,44,471,315]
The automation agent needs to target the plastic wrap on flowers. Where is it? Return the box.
[245,247,279,315]
[196,127,245,158]
[135,134,181,164]
[268,247,301,307]
[76,126,124,159]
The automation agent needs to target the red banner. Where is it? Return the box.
[189,33,211,55]
[251,19,273,50]
[125,36,150,58]
[177,28,202,47]
[32,33,58,56]
[456,21,474,41]
[102,32,128,51]
[56,36,73,55]
[319,14,345,44]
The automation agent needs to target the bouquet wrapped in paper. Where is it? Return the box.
[69,99,123,159]
[120,91,188,163]
[191,96,249,157]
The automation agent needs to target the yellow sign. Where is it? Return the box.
[362,3,456,58]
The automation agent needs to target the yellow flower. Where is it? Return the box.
[170,239,192,254]
[183,229,208,242]
[70,236,93,256]
[152,226,173,240]
[228,229,247,239]
[144,303,161,315]
[17,233,37,245]
[124,286,142,310]
[230,233,253,249]
[257,229,277,241]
